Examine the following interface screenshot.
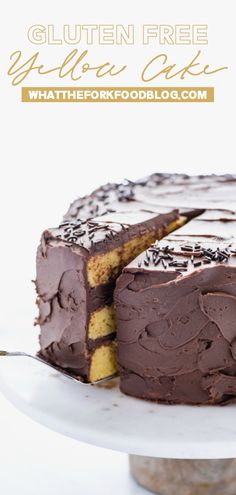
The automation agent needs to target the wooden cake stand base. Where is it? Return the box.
[129,456,236,495]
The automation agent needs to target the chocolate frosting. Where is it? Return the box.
[64,174,236,222]
[115,205,236,404]
[36,241,89,377]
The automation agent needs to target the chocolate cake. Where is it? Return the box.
[36,173,236,404]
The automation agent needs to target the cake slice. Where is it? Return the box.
[115,210,236,404]
[36,199,185,382]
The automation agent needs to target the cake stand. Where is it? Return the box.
[0,353,236,495]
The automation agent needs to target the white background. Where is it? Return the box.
[0,1,235,493]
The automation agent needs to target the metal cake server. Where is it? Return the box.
[0,350,117,385]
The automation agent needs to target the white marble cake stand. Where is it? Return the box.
[1,354,236,494]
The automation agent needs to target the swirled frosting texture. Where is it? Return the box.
[115,220,236,404]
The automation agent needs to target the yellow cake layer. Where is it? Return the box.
[87,216,186,287]
[89,342,117,382]
[88,304,116,340]
[166,216,186,234]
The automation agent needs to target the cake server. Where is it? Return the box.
[0,350,117,384]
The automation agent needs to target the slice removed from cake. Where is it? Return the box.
[36,207,186,382]
[115,211,236,404]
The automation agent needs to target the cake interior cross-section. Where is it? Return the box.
[35,174,236,404]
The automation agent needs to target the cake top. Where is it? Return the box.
[128,239,236,273]
[64,173,236,222]
[41,174,236,254]
[43,206,179,255]
[126,208,236,277]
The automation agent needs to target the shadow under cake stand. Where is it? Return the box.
[0,355,236,495]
